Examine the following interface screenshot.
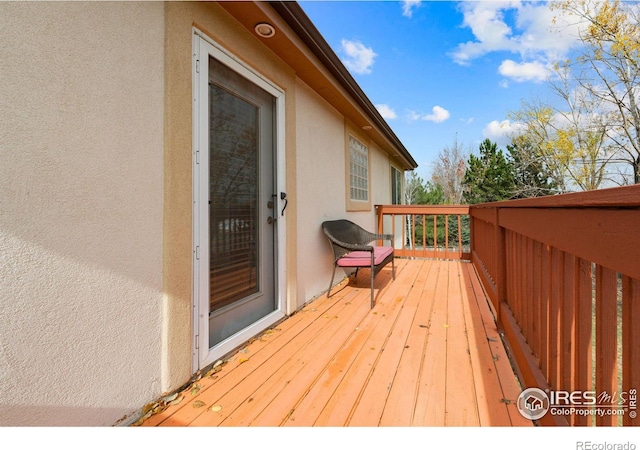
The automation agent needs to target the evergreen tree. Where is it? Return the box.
[507,135,558,198]
[462,139,516,204]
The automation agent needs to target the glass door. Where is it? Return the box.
[193,34,285,369]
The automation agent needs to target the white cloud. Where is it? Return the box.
[424,106,450,123]
[408,106,450,123]
[483,119,525,146]
[498,59,550,83]
[451,2,585,69]
[340,39,377,75]
[407,110,421,121]
[451,2,518,65]
[401,0,421,18]
[376,104,397,120]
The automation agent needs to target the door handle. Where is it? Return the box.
[280,192,288,216]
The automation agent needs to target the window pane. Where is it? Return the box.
[349,135,368,201]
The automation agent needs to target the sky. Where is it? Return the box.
[299,0,586,180]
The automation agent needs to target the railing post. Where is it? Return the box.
[494,207,506,324]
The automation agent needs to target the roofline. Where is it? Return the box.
[269,1,418,170]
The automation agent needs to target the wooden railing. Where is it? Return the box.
[470,185,640,426]
[376,185,640,426]
[376,204,470,260]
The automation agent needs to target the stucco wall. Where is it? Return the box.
[295,79,393,305]
[0,2,165,426]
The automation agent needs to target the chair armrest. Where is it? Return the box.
[325,234,374,252]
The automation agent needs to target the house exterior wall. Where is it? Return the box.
[0,1,406,426]
[295,79,394,305]
[0,2,165,426]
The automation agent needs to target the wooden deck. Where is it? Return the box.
[140,259,533,427]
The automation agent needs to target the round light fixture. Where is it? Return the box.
[362,125,372,130]
[254,23,276,38]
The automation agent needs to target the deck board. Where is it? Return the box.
[140,259,532,427]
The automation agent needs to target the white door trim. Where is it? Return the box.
[192,28,287,372]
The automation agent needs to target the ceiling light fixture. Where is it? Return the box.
[254,23,276,38]
[362,125,372,130]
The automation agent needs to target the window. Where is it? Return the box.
[349,135,369,202]
[391,166,402,204]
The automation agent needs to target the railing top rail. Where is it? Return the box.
[470,184,640,209]
[376,204,470,215]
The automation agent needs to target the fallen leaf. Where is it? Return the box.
[169,396,184,406]
[142,402,157,416]
[152,404,167,415]
[442,323,450,328]
[238,357,249,364]
[210,405,223,412]
[500,398,512,405]
[163,392,179,403]
[191,383,201,395]
[193,400,206,408]
[213,360,224,369]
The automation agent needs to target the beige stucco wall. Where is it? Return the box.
[0,2,165,426]
[295,79,393,305]
[0,0,401,426]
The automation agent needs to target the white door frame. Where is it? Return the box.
[192,29,287,372]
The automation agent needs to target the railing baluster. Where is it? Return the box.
[562,254,577,425]
[622,275,640,426]
[445,215,449,259]
[411,214,416,258]
[595,265,618,426]
[575,257,593,426]
[433,215,437,255]
[540,244,551,386]
[457,215,462,258]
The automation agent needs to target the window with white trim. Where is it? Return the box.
[349,135,369,202]
[391,166,402,205]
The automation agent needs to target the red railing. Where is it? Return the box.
[376,184,640,426]
[376,204,470,260]
[470,185,640,426]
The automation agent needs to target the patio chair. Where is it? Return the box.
[321,219,396,308]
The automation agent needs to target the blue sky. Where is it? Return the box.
[299,0,585,179]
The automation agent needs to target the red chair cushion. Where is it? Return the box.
[336,246,394,267]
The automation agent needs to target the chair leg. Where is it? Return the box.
[327,264,337,298]
[370,266,375,309]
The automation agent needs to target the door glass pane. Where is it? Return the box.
[209,83,259,312]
